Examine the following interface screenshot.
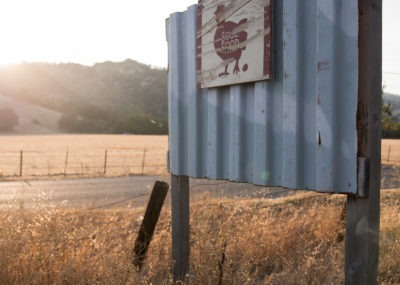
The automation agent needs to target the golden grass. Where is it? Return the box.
[379,189,400,284]
[0,135,168,178]
[0,136,399,283]
[0,136,398,179]
[0,190,399,284]
[382,139,400,165]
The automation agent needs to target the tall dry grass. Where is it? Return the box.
[1,190,399,284]
[379,189,400,284]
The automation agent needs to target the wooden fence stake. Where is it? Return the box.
[171,175,190,284]
[345,1,381,284]
[64,148,69,177]
[141,148,147,175]
[103,150,108,175]
[133,180,169,270]
[19,150,23,177]
[387,145,391,163]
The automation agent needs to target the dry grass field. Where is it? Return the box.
[382,139,400,165]
[0,135,398,180]
[0,190,399,284]
[0,135,168,179]
[0,136,399,283]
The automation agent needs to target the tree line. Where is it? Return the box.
[0,60,168,134]
[0,59,399,138]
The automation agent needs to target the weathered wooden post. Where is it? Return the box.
[171,175,190,283]
[345,0,381,284]
[133,181,169,270]
[19,150,23,177]
[386,145,391,163]
[64,147,69,177]
[141,148,147,175]
[103,149,108,175]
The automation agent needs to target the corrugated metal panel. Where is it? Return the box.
[167,1,358,194]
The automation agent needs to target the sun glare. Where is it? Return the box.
[0,1,38,66]
[0,54,24,67]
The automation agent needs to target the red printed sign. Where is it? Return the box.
[197,0,272,88]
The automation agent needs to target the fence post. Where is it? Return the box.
[104,150,108,175]
[133,180,169,270]
[19,150,23,177]
[386,145,391,163]
[141,148,147,175]
[64,147,69,177]
[171,175,190,284]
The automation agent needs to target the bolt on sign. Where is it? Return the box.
[197,0,272,88]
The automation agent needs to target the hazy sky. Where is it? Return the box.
[0,0,196,67]
[0,0,399,94]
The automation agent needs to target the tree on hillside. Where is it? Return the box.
[0,60,168,134]
[112,113,168,134]
[0,108,19,132]
[58,113,108,133]
[382,100,400,138]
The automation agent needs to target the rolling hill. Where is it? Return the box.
[383,93,400,121]
[0,60,167,134]
[0,60,398,135]
[0,94,63,134]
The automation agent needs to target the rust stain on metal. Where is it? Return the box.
[318,61,330,71]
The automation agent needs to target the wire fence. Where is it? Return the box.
[382,145,400,164]
[2,144,400,181]
[0,147,167,179]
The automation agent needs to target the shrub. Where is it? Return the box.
[0,107,18,132]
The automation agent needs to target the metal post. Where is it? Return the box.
[345,1,381,284]
[171,175,190,283]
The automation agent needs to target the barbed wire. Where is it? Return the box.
[1,143,400,179]
[87,192,151,210]
[383,71,400,75]
[0,147,167,179]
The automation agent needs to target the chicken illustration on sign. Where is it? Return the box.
[198,0,272,88]
[213,4,248,77]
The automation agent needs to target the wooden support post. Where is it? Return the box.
[171,175,190,284]
[345,1,381,284]
[133,180,169,270]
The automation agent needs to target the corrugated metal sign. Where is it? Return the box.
[167,1,359,194]
[197,0,272,88]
